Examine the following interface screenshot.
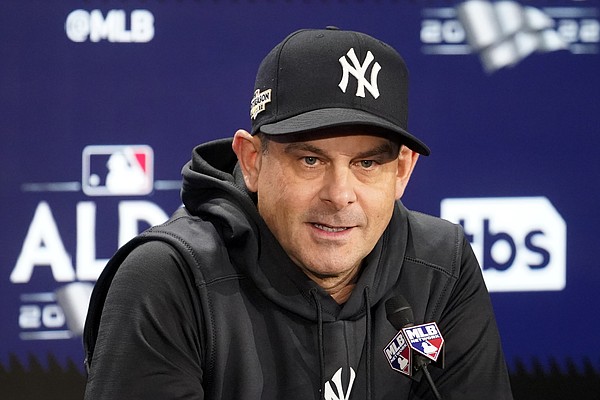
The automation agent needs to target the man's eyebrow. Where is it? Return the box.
[283,143,328,157]
[283,141,397,159]
[354,142,397,159]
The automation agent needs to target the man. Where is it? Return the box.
[84,27,513,399]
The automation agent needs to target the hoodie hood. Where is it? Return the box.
[181,138,409,322]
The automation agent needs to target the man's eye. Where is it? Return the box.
[360,160,374,168]
[304,157,318,166]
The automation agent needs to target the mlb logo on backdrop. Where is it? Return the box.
[441,197,566,292]
[82,145,154,196]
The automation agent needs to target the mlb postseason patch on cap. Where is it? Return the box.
[250,27,430,155]
[250,89,272,120]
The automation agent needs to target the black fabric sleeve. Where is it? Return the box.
[413,238,513,400]
[84,241,204,400]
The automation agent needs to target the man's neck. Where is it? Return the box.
[308,269,360,304]
[329,283,356,304]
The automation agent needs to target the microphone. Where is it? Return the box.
[384,296,444,400]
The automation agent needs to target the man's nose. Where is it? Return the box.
[319,167,357,210]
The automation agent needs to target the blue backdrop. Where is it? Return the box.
[2,0,599,397]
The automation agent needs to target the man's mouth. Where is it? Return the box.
[313,223,350,233]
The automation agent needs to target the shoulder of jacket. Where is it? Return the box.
[84,206,240,371]
[404,210,465,279]
[142,208,222,256]
[138,207,238,282]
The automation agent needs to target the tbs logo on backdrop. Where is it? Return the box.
[82,145,154,196]
[441,197,566,292]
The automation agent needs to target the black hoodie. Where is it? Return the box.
[84,138,513,400]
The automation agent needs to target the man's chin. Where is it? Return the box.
[295,257,362,281]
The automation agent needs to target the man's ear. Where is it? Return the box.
[232,129,262,192]
[395,146,419,199]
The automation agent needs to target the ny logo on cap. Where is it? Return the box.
[338,48,381,99]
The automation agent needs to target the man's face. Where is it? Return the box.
[249,131,409,281]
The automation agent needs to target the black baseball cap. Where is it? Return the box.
[250,27,430,156]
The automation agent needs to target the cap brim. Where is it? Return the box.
[259,108,430,156]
